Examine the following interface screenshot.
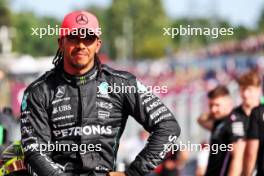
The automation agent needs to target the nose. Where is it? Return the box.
[211,106,218,114]
[76,40,86,49]
[242,89,250,98]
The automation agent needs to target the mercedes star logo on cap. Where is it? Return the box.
[76,14,89,25]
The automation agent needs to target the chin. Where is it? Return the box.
[72,62,88,70]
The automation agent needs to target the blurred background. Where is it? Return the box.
[0,0,264,175]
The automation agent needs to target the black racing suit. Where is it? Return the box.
[20,61,181,176]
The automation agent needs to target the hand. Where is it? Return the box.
[106,171,126,176]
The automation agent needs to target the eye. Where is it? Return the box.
[66,35,77,41]
[84,35,97,41]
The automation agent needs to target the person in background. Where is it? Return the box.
[225,70,262,175]
[243,72,264,175]
[199,85,244,175]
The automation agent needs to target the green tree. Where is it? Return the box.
[12,12,59,56]
[0,0,11,26]
[258,7,264,32]
[106,0,171,59]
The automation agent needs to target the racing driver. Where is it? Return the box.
[20,10,181,176]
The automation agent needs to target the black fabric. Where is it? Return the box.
[205,106,248,176]
[247,105,264,176]
[20,62,181,176]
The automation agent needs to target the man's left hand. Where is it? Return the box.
[106,172,126,176]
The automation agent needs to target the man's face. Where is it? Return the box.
[240,85,261,108]
[59,32,101,71]
[209,96,233,119]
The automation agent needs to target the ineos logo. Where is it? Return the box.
[56,87,65,98]
[76,14,89,25]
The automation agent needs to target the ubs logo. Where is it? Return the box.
[56,87,65,98]
[76,14,89,25]
[52,105,71,114]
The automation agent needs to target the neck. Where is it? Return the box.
[242,103,259,116]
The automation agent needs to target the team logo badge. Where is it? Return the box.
[137,81,148,92]
[56,87,65,98]
[76,14,89,25]
[98,82,109,94]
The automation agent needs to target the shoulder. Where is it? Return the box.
[25,68,56,94]
[232,106,242,114]
[229,106,244,121]
[250,105,264,120]
[101,64,136,81]
[252,104,264,113]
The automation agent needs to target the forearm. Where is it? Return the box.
[24,147,64,176]
[228,158,243,176]
[228,140,245,176]
[243,140,259,176]
[243,152,257,176]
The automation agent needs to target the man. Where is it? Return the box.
[199,85,243,176]
[19,10,181,176]
[228,71,261,175]
[243,74,264,175]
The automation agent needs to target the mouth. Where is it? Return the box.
[72,51,89,59]
[75,52,87,56]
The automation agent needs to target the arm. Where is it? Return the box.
[228,140,246,176]
[243,107,260,176]
[20,88,65,176]
[243,139,259,176]
[197,113,214,131]
[226,112,246,176]
[124,79,181,176]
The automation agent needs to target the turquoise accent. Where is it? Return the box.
[99,82,109,94]
[0,125,4,145]
[21,93,29,111]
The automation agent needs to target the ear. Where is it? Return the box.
[95,39,102,53]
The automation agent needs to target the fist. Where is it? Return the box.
[107,172,126,176]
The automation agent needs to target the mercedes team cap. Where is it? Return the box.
[60,10,101,38]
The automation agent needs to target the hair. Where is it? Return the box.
[237,70,261,87]
[207,85,230,99]
[52,49,64,67]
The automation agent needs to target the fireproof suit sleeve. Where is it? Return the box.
[20,87,65,176]
[124,78,181,176]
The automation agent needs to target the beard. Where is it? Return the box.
[70,61,89,70]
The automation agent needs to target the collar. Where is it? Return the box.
[57,63,98,86]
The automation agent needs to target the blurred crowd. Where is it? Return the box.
[1,37,264,175]
[199,34,264,57]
